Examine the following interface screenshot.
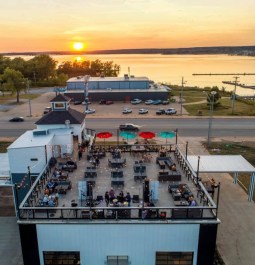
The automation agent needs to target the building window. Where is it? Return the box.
[107,256,129,265]
[43,251,80,265]
[54,103,65,109]
[156,252,193,265]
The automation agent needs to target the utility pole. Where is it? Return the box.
[180,77,186,116]
[232,76,239,114]
[84,75,90,112]
[27,79,32,117]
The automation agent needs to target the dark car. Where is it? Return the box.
[9,117,24,122]
[74,100,82,105]
[152,99,162,105]
[156,109,165,115]
[62,160,77,172]
[119,123,139,131]
[99,99,106,104]
[105,100,114,105]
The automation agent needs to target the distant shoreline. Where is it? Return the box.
[1,45,255,56]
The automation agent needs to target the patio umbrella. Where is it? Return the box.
[96,132,113,145]
[139,131,156,139]
[158,131,176,146]
[119,131,136,143]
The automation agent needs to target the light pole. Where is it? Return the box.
[27,79,32,117]
[180,77,186,116]
[204,91,217,146]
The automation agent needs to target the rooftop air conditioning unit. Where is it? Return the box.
[124,74,129,79]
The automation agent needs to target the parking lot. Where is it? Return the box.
[72,98,187,119]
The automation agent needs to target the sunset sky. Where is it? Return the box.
[0,0,255,52]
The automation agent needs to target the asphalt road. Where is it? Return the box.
[1,117,254,138]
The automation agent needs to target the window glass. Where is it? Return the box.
[107,256,128,265]
[44,251,80,265]
[156,252,193,265]
[55,103,65,108]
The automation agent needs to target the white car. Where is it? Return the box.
[145,99,154,105]
[138,108,148,114]
[85,108,96,114]
[131,99,142,104]
[165,108,177,115]
[122,108,132,114]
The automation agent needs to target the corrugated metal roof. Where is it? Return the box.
[187,155,255,173]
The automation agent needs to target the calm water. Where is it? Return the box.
[9,54,255,95]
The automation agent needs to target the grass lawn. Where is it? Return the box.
[184,97,255,116]
[171,87,255,116]
[0,93,39,104]
[0,142,12,152]
[206,141,255,200]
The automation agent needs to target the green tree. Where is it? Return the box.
[28,54,57,82]
[206,87,221,107]
[1,68,26,103]
[0,56,11,74]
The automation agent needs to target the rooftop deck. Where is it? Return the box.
[18,145,218,223]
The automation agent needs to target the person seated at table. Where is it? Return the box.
[109,188,115,202]
[47,179,58,193]
[119,191,124,203]
[42,194,49,205]
[48,197,56,207]
[188,196,197,207]
[44,188,50,195]
[53,168,60,178]
[90,156,96,166]
[170,163,177,171]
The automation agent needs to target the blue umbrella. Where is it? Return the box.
[119,131,136,142]
[158,131,176,146]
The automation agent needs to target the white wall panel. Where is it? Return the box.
[37,223,199,265]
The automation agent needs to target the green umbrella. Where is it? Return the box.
[158,131,176,146]
[119,131,136,143]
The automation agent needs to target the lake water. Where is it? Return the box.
[9,54,255,95]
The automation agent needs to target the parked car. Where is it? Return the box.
[156,108,165,115]
[152,99,162,105]
[74,100,82,105]
[138,108,149,114]
[162,100,170,105]
[122,108,132,114]
[131,99,142,104]
[62,160,77,172]
[145,99,154,105]
[85,108,96,114]
[105,100,114,105]
[165,108,177,115]
[99,99,107,104]
[9,117,24,122]
[119,123,140,131]
[43,107,51,114]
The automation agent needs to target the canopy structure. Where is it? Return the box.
[187,155,255,201]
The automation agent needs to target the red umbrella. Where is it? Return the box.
[96,132,113,139]
[139,131,156,139]
[96,132,113,145]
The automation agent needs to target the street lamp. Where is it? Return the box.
[26,79,32,117]
[203,91,217,146]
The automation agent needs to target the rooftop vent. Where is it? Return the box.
[124,74,129,80]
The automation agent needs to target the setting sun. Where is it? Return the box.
[73,42,84,51]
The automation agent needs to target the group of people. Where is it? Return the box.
[42,193,59,207]
[104,188,131,207]
[141,153,153,163]
[89,156,100,167]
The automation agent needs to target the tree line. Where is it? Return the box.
[0,55,120,102]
